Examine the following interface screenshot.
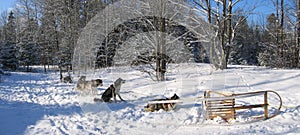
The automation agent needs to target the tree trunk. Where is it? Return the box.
[280,0,284,67]
[59,66,63,82]
[205,0,211,23]
[220,0,227,69]
[156,0,166,81]
[225,0,233,69]
[159,17,166,81]
[44,64,47,73]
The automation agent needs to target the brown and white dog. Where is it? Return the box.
[145,94,180,112]
[76,76,103,95]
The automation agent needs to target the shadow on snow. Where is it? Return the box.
[0,99,82,135]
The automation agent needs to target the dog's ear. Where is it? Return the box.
[171,94,179,100]
[79,76,86,81]
[121,78,125,83]
[97,79,103,83]
[97,79,103,86]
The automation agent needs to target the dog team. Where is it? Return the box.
[75,76,126,103]
[63,75,180,112]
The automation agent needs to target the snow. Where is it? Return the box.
[0,64,299,135]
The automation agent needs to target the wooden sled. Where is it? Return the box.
[147,90,282,123]
[203,90,282,122]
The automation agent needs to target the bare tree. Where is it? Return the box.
[155,0,167,81]
[0,11,8,41]
[0,11,8,27]
[193,0,244,69]
[74,0,211,80]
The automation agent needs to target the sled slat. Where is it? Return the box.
[264,92,268,119]
[207,104,235,108]
[234,104,268,110]
[204,91,235,121]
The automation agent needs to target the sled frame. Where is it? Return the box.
[204,90,282,121]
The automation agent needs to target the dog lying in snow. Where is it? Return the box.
[94,78,126,102]
[76,76,103,95]
[145,94,180,112]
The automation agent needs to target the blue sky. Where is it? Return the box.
[0,0,280,26]
[0,0,16,13]
[0,0,275,16]
[0,0,274,15]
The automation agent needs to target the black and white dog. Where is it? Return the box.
[76,76,103,95]
[97,84,116,102]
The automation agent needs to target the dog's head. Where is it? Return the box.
[94,79,103,86]
[110,84,115,89]
[78,76,86,81]
[170,94,180,100]
[96,79,103,86]
[115,78,125,85]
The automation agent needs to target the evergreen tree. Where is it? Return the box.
[18,17,39,71]
[258,13,280,67]
[58,0,81,74]
[230,16,259,65]
[296,0,300,67]
[39,0,62,68]
[0,11,18,71]
[230,16,249,65]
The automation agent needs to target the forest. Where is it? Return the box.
[0,0,299,73]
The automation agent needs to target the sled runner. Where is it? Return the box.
[147,90,282,123]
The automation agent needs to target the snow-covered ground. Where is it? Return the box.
[0,64,299,135]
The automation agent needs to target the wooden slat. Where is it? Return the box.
[206,100,235,103]
[209,111,234,114]
[206,105,235,108]
[264,91,268,119]
[234,104,267,110]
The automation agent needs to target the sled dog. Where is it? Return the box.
[61,76,73,83]
[94,78,126,102]
[145,94,180,112]
[76,76,103,95]
[113,78,126,102]
[95,84,116,102]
